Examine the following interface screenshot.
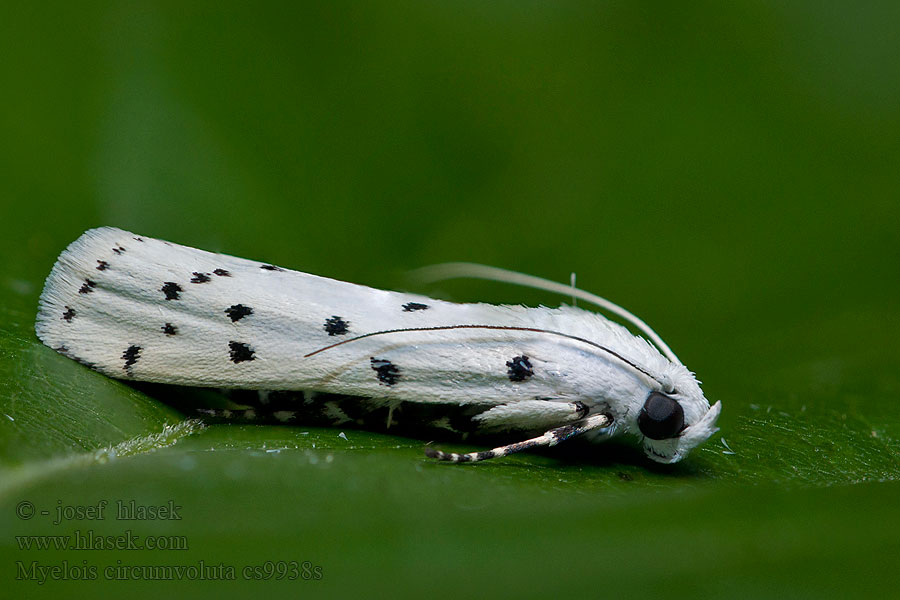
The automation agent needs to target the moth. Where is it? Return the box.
[35,227,721,464]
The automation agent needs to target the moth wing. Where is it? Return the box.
[34,229,569,406]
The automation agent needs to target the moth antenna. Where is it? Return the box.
[570,271,577,307]
[410,262,682,365]
[425,413,611,463]
[303,324,670,391]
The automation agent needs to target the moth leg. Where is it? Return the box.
[425,413,611,463]
[385,399,402,429]
[472,400,590,433]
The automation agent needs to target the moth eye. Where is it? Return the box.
[637,392,685,440]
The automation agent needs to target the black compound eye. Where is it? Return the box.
[637,392,685,440]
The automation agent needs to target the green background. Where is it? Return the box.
[2,2,898,598]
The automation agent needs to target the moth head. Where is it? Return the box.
[636,386,721,464]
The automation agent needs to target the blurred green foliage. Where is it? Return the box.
[1,2,898,598]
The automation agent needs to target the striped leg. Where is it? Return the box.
[424,413,611,463]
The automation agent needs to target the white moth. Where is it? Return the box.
[35,227,721,464]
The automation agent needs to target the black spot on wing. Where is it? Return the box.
[506,355,534,382]
[161,282,183,300]
[96,260,109,271]
[213,268,231,277]
[371,357,400,385]
[324,316,349,336]
[191,272,211,283]
[78,280,96,294]
[229,341,255,363]
[133,237,144,242]
[260,264,284,272]
[122,345,141,369]
[62,306,76,322]
[225,304,253,322]
[162,322,177,336]
[112,245,126,255]
[402,302,429,312]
